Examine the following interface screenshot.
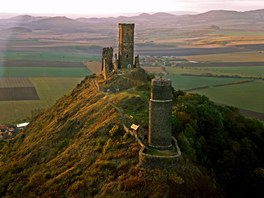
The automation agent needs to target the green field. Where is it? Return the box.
[190,80,264,113]
[0,49,100,62]
[167,66,264,78]
[0,67,91,77]
[0,47,94,123]
[0,77,84,123]
[167,74,243,90]
[166,66,264,114]
[0,44,96,123]
[199,66,264,77]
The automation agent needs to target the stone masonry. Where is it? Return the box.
[101,47,113,79]
[148,78,173,150]
[101,24,139,79]
[118,23,135,69]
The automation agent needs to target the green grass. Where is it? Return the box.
[191,80,264,113]
[167,74,243,90]
[0,77,84,123]
[0,50,99,62]
[200,66,264,78]
[167,66,264,78]
[0,67,91,77]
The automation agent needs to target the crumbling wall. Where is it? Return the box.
[101,47,113,72]
[101,47,113,79]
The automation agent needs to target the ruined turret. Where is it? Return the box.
[101,47,113,79]
[134,54,140,68]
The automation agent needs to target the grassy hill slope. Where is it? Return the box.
[0,70,220,197]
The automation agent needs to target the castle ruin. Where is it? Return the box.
[99,23,180,169]
[102,47,113,79]
[118,23,134,69]
[139,77,181,169]
[148,78,173,150]
[101,23,139,79]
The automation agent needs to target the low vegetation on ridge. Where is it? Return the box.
[0,70,263,197]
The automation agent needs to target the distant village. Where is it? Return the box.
[140,55,197,67]
[0,122,29,141]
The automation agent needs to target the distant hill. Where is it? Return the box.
[1,9,264,33]
[26,16,91,33]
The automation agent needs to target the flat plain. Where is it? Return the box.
[191,80,264,113]
[0,77,84,123]
[1,13,264,122]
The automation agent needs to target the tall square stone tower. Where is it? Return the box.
[118,23,134,69]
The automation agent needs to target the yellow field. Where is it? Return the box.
[154,32,264,48]
[184,51,264,62]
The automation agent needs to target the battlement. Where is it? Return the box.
[151,78,173,101]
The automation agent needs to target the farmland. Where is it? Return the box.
[163,58,264,115]
[166,66,264,79]
[0,77,84,123]
[183,51,264,63]
[191,80,264,113]
[1,12,264,122]
[0,43,95,123]
[0,78,39,101]
[0,66,90,77]
[166,74,245,90]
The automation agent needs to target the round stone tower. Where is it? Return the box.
[148,78,173,150]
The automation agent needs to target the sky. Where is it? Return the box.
[1,0,264,17]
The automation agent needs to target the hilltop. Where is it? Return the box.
[0,69,264,197]
[0,69,220,197]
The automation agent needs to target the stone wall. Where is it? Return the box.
[118,23,134,69]
[139,137,181,169]
[101,47,113,72]
[148,78,173,149]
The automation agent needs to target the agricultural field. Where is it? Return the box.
[1,15,264,123]
[191,80,264,113]
[0,66,90,77]
[166,66,264,79]
[0,77,84,123]
[0,78,39,101]
[183,51,264,63]
[0,39,97,123]
[0,48,100,63]
[165,60,264,115]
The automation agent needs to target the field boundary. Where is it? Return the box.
[185,79,254,91]
[0,87,40,101]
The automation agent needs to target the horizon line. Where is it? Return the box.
[1,8,263,19]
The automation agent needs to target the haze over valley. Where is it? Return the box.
[1,9,264,122]
[0,4,264,197]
